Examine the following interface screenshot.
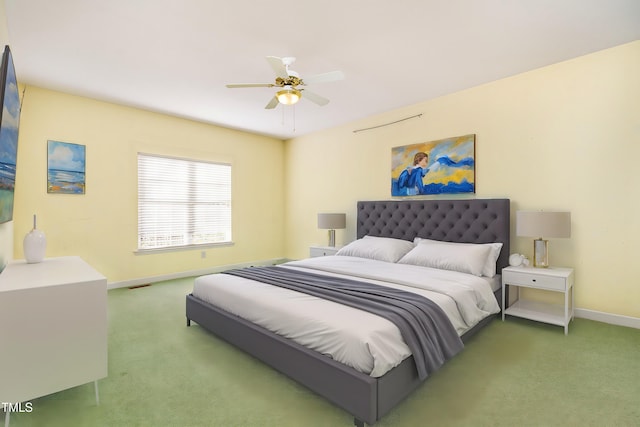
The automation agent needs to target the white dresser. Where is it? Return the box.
[0,256,107,413]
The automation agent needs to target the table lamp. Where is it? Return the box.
[317,213,346,247]
[516,210,571,268]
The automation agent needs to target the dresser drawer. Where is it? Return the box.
[503,270,566,291]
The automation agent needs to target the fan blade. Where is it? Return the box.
[226,83,274,88]
[302,70,344,85]
[302,90,329,106]
[266,56,289,79]
[265,96,279,109]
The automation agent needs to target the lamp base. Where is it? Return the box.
[327,229,336,247]
[533,238,549,268]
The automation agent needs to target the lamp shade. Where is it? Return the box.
[516,211,571,238]
[317,213,346,230]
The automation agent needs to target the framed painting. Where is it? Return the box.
[0,46,21,224]
[391,134,475,196]
[47,140,86,194]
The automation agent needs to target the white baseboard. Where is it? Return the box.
[107,258,289,290]
[575,308,640,330]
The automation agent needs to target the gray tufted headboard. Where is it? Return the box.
[357,199,510,272]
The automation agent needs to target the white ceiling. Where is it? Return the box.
[5,1,640,140]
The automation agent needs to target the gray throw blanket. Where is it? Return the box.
[224,266,464,380]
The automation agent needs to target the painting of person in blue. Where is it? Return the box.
[396,152,429,196]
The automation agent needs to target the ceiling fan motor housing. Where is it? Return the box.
[276,76,303,87]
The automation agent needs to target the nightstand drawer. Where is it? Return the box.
[309,246,341,257]
[503,271,566,291]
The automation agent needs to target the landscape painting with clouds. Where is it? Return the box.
[47,140,86,194]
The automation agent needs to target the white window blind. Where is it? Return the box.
[137,153,231,251]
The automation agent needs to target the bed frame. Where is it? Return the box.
[186,198,510,426]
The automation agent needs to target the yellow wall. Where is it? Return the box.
[284,41,640,318]
[14,86,285,282]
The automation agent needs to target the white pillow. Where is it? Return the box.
[336,236,415,263]
[413,238,503,277]
[480,242,503,277]
[399,239,492,276]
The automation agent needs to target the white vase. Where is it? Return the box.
[24,228,47,263]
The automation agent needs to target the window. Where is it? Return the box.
[137,153,231,251]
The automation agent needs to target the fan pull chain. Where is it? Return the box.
[280,105,296,133]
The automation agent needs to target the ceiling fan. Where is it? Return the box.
[226,56,344,109]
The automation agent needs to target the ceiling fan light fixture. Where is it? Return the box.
[276,88,301,105]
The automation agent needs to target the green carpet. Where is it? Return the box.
[4,277,639,427]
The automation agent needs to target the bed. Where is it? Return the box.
[186,198,510,426]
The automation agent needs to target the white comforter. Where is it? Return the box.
[192,256,500,377]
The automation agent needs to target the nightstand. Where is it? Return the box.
[502,266,575,334]
[309,245,341,257]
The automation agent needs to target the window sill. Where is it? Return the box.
[134,242,234,255]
